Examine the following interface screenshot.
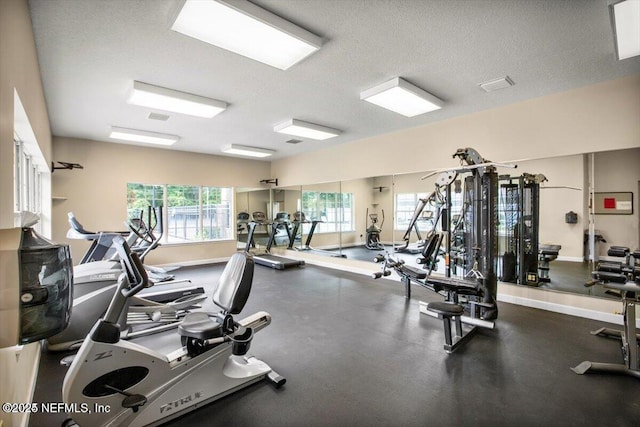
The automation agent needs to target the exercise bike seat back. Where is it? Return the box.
[178,252,254,342]
[213,252,254,314]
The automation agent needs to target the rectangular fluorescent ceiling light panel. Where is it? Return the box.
[222,144,275,158]
[109,127,179,146]
[171,0,323,70]
[360,77,443,117]
[611,0,640,60]
[128,81,227,118]
[273,119,341,140]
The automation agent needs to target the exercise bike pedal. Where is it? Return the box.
[60,354,76,367]
[267,369,287,388]
[104,384,147,412]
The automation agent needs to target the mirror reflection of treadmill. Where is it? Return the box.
[245,218,305,270]
[288,212,346,258]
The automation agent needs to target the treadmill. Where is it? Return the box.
[288,212,346,258]
[245,216,305,270]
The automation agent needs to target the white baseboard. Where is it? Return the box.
[154,257,230,268]
[496,293,628,325]
[556,256,584,262]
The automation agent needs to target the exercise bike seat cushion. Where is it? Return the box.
[178,312,223,340]
[213,252,255,314]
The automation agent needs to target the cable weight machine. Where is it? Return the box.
[498,173,544,286]
[374,147,508,351]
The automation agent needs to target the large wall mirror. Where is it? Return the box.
[339,176,393,262]
[297,181,344,258]
[235,187,271,249]
[272,185,302,251]
[277,147,639,303]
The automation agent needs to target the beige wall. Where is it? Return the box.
[0,1,52,426]
[518,155,586,259]
[269,74,640,318]
[271,74,640,186]
[593,147,640,255]
[0,0,52,228]
[52,137,271,265]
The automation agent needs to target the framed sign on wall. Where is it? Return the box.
[594,192,633,215]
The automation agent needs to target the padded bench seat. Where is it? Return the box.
[608,246,630,258]
[397,264,427,280]
[426,301,464,316]
[425,275,480,295]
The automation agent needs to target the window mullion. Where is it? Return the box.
[163,185,169,243]
[199,187,203,241]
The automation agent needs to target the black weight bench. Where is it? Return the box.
[572,275,640,380]
[538,244,561,283]
[426,301,478,353]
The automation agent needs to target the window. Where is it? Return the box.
[301,191,354,233]
[127,183,233,244]
[14,137,44,231]
[395,189,463,231]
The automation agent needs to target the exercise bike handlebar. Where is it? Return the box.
[124,253,150,297]
[112,235,150,297]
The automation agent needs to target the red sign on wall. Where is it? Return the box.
[603,198,616,209]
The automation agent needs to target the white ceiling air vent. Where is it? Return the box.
[285,139,302,144]
[148,112,170,121]
[479,76,515,92]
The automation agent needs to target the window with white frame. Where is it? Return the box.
[300,191,354,233]
[127,183,233,243]
[395,190,463,232]
[14,137,44,231]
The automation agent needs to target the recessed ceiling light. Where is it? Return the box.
[610,0,640,60]
[171,0,323,70]
[128,81,227,118]
[109,126,179,146]
[221,144,275,158]
[479,76,515,92]
[360,77,443,117]
[273,119,341,140]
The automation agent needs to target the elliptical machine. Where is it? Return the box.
[365,209,384,250]
[47,209,206,352]
[62,237,285,426]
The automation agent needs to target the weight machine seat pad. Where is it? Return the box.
[427,301,464,316]
[607,246,630,258]
[424,276,480,294]
[632,250,640,259]
[178,312,223,340]
[597,261,623,273]
[539,244,561,256]
[592,271,627,284]
[397,264,428,280]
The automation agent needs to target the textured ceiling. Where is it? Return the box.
[29,0,640,161]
